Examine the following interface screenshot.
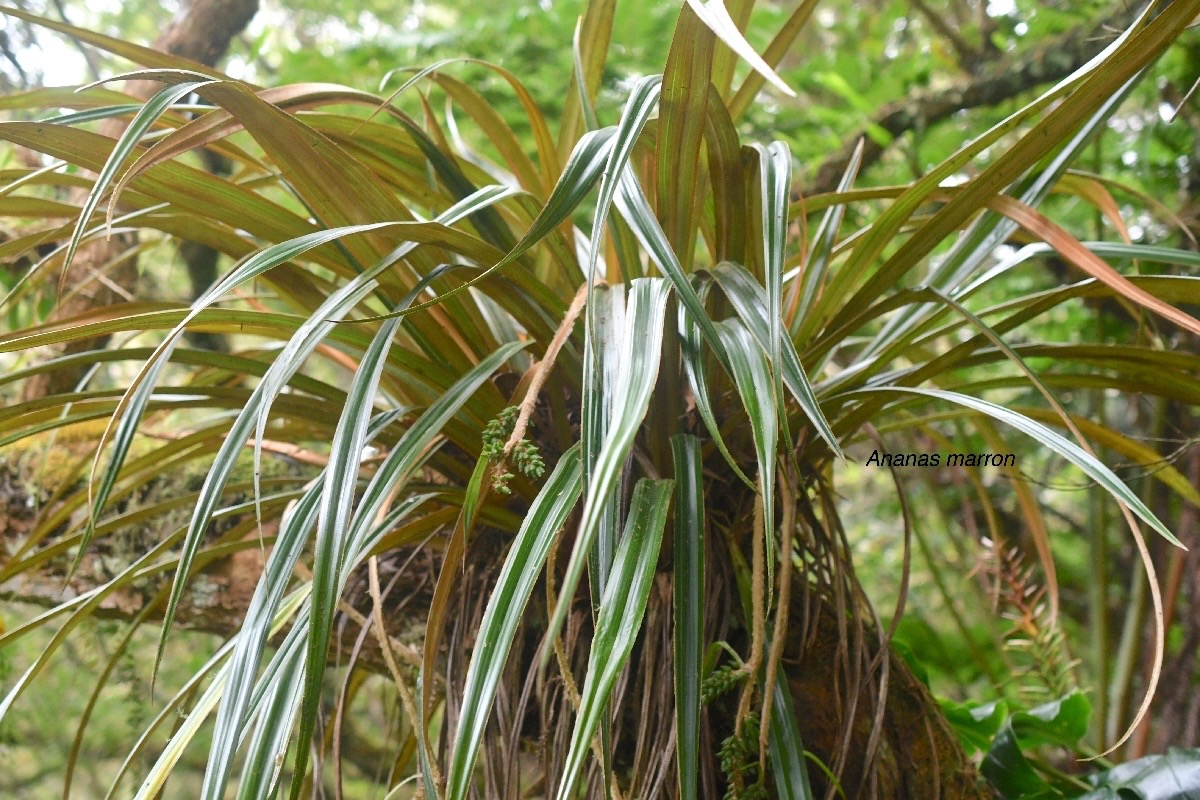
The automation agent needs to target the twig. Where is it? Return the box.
[502,281,590,458]
[758,464,797,773]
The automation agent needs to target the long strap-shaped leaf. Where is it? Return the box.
[582,285,625,602]
[230,500,438,800]
[248,185,517,530]
[612,164,843,459]
[554,478,674,800]
[542,277,671,660]
[710,261,842,458]
[157,210,505,679]
[678,273,754,489]
[672,435,705,800]
[131,590,311,800]
[444,446,584,800]
[55,78,208,572]
[201,493,319,797]
[839,1,1193,321]
[289,339,527,799]
[578,75,660,390]
[792,139,863,345]
[850,386,1179,546]
[349,126,619,325]
[858,73,1144,363]
[235,618,308,800]
[95,219,410,614]
[754,141,788,394]
[769,672,815,799]
[57,77,212,291]
[199,435,423,800]
[682,0,795,97]
[715,319,779,590]
[578,275,624,790]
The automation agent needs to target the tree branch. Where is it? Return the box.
[808,4,1141,196]
[911,0,986,72]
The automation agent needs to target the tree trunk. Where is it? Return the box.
[786,605,992,799]
[21,0,259,400]
[0,449,991,799]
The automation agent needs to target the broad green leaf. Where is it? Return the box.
[981,693,1091,799]
[1080,747,1200,799]
[751,140,792,447]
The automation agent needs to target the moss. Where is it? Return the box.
[2,424,316,585]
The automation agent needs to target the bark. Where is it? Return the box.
[21,0,258,400]
[785,606,992,799]
[808,4,1141,196]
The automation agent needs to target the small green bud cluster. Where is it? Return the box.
[481,406,519,460]
[482,406,544,494]
[701,664,747,705]
[511,439,545,479]
[718,717,767,800]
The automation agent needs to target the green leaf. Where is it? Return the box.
[672,434,705,800]
[542,277,672,659]
[939,698,1009,756]
[1081,747,1200,799]
[582,285,624,604]
[860,73,1144,362]
[711,261,843,458]
[131,588,311,800]
[852,387,1181,547]
[769,676,815,800]
[981,693,1091,799]
[752,142,789,429]
[555,478,673,800]
[678,273,754,489]
[714,318,778,588]
[235,622,307,800]
[683,0,795,97]
[445,446,584,800]
[291,339,527,796]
